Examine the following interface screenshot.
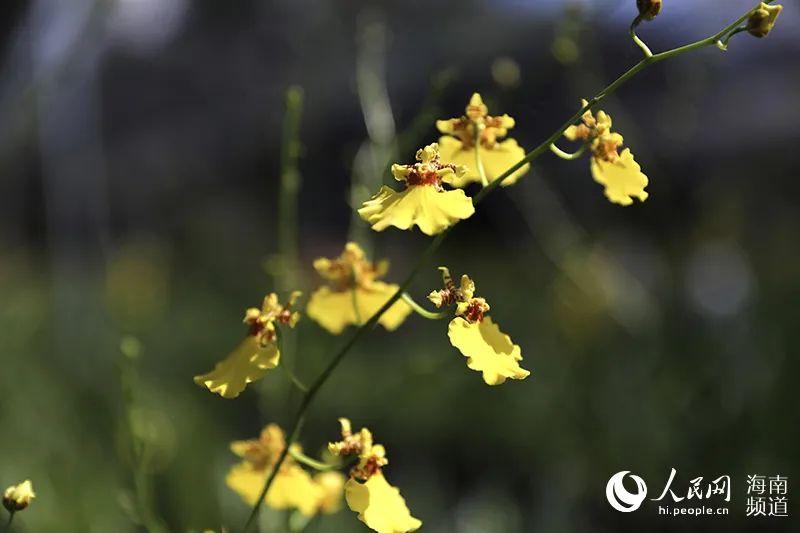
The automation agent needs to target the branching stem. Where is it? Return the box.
[288,448,342,472]
[549,143,586,161]
[630,15,653,57]
[401,292,449,320]
[241,5,767,531]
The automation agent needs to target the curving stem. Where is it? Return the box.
[401,292,450,320]
[549,143,586,161]
[630,15,654,57]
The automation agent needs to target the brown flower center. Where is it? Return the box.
[462,299,489,323]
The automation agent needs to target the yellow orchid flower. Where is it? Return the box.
[226,424,345,516]
[193,291,301,399]
[329,418,421,533]
[428,267,530,385]
[561,99,648,206]
[3,480,35,512]
[436,93,529,188]
[307,242,412,334]
[358,143,474,236]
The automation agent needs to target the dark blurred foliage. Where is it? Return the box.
[1,0,799,531]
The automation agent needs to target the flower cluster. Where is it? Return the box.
[194,291,301,399]
[187,3,782,531]
[308,242,411,334]
[358,143,474,235]
[226,424,345,517]
[437,93,530,187]
[562,99,649,206]
[329,419,421,533]
[429,267,530,385]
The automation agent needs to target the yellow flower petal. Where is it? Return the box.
[226,462,266,506]
[314,471,346,514]
[447,316,530,385]
[226,462,324,516]
[437,136,529,188]
[345,474,422,533]
[230,424,285,466]
[193,336,280,399]
[589,148,649,206]
[268,465,324,516]
[307,282,412,334]
[358,185,474,236]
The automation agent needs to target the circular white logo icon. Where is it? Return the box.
[606,471,648,512]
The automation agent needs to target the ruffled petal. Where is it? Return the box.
[447,317,530,385]
[589,148,649,206]
[193,336,280,399]
[226,462,325,516]
[345,474,422,533]
[307,283,411,334]
[437,136,529,188]
[358,185,474,236]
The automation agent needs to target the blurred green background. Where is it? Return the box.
[1,0,798,531]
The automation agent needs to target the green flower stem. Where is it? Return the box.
[278,357,309,393]
[241,5,766,531]
[275,86,305,410]
[474,126,489,187]
[629,15,653,58]
[118,342,169,533]
[718,26,749,50]
[549,143,586,161]
[401,292,449,320]
[277,86,304,292]
[3,511,14,532]
[473,1,767,205]
[288,448,343,472]
[276,328,308,392]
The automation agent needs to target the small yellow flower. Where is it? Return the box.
[563,100,648,206]
[3,480,35,512]
[428,267,530,385]
[226,424,345,516]
[329,418,421,533]
[436,93,529,188]
[194,291,301,399]
[747,2,782,37]
[307,242,412,334]
[358,143,475,236]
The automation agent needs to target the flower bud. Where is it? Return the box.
[3,480,35,512]
[636,0,662,21]
[747,3,782,38]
